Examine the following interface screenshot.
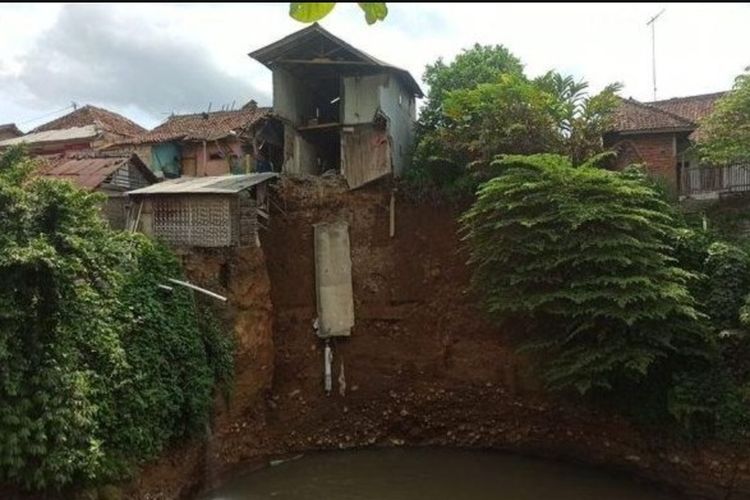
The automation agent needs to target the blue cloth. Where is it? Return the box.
[256,158,273,173]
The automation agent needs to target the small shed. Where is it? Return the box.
[127,173,278,248]
[39,153,156,229]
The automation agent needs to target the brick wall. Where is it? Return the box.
[607,132,677,189]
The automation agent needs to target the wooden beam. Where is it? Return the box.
[277,59,378,66]
[297,122,341,132]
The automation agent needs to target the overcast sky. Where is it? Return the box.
[1,3,748,131]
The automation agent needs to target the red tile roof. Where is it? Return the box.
[123,106,272,145]
[649,92,726,124]
[32,105,146,138]
[609,92,727,140]
[0,123,22,137]
[650,92,726,141]
[38,153,155,190]
[610,98,694,134]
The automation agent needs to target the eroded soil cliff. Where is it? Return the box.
[128,177,750,500]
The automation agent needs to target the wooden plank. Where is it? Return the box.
[341,125,391,189]
[277,59,376,66]
[297,122,341,132]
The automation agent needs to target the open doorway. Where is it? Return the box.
[300,127,340,173]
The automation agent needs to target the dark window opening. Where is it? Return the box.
[302,127,341,173]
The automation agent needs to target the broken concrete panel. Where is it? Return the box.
[314,220,354,337]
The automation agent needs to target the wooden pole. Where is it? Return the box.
[131,200,144,233]
[389,189,396,238]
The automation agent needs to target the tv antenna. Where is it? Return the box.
[646,9,665,101]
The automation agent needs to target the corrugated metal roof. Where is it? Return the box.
[39,153,155,190]
[128,173,278,195]
[0,125,98,147]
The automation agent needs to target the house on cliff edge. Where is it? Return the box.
[249,23,423,189]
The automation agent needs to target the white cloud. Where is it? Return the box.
[0,2,747,131]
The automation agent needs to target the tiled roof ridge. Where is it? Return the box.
[648,91,727,106]
[621,97,696,128]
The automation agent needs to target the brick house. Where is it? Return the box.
[603,92,738,199]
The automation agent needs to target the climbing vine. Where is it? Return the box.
[0,148,233,491]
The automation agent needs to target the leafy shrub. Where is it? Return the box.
[461,154,711,394]
[669,363,750,442]
[0,149,233,491]
[702,242,750,331]
[698,67,750,166]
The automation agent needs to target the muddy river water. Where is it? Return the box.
[202,447,681,499]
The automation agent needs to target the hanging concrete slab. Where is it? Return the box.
[314,221,354,337]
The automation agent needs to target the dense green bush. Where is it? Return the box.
[461,154,711,394]
[461,153,750,440]
[0,149,233,491]
[702,242,750,331]
[698,67,750,166]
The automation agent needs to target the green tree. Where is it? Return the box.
[420,44,524,132]
[699,68,750,165]
[408,47,621,196]
[440,74,561,168]
[534,71,622,165]
[461,154,711,394]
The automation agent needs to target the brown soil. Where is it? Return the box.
[123,176,750,500]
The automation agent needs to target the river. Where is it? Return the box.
[201,447,681,499]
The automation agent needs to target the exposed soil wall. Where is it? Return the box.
[128,177,750,500]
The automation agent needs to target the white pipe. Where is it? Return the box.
[167,278,227,302]
[324,344,333,396]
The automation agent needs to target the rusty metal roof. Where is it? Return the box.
[128,172,278,195]
[39,153,155,191]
